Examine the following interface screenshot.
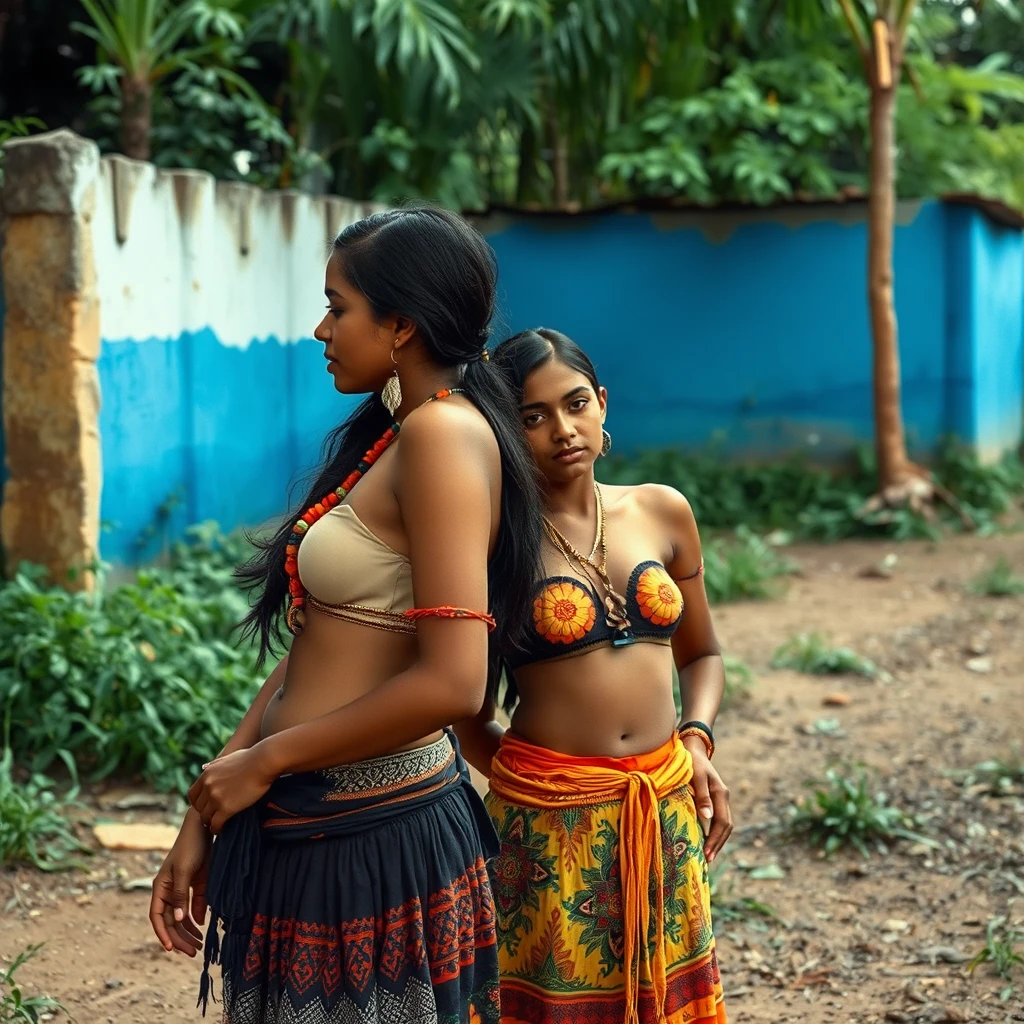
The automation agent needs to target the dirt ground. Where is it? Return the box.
[3,533,1023,1024]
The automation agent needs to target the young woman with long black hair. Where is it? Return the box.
[148,208,543,1024]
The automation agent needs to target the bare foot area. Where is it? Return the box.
[4,533,1023,1023]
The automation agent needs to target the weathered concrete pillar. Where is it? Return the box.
[0,129,102,587]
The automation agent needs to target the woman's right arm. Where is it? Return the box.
[148,655,289,955]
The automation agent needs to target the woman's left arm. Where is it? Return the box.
[650,485,733,863]
[188,405,498,833]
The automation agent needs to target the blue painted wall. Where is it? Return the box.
[483,200,1022,461]
[62,199,1024,563]
[97,333,360,561]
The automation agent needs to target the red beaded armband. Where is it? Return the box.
[403,606,497,632]
[675,559,705,583]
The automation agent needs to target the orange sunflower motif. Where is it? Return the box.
[533,581,597,644]
[635,566,683,626]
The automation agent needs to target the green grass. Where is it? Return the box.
[968,917,1023,1001]
[770,632,879,678]
[0,945,65,1023]
[967,556,1024,597]
[0,745,91,872]
[703,527,797,604]
[786,766,933,857]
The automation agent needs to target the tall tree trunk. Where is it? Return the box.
[866,43,912,489]
[120,74,152,161]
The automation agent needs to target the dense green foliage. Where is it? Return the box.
[0,525,262,794]
[2,0,1022,209]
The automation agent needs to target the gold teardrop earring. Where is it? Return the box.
[381,347,402,416]
[601,429,612,456]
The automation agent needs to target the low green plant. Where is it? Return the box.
[0,944,65,1023]
[967,557,1024,597]
[770,632,878,678]
[786,766,932,857]
[968,916,1023,1001]
[0,744,90,872]
[0,525,263,794]
[708,860,779,924]
[964,746,1024,797]
[703,527,796,604]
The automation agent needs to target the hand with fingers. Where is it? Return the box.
[680,735,733,864]
[187,744,277,835]
[149,808,212,957]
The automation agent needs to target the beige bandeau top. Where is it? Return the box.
[296,504,415,632]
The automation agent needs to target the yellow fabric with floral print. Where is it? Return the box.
[486,733,727,1024]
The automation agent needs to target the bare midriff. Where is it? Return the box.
[509,641,678,758]
[260,608,443,753]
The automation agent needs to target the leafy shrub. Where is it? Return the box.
[786,766,931,857]
[0,526,263,794]
[703,527,797,604]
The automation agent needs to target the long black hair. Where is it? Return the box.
[237,207,543,699]
[491,327,601,712]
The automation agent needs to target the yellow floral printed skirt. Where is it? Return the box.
[485,733,728,1024]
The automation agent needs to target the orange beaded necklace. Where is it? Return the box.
[284,388,463,634]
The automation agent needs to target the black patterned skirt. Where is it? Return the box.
[199,732,501,1024]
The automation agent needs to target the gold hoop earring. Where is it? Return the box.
[381,348,402,416]
[600,429,612,457]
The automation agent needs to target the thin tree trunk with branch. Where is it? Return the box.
[867,28,913,490]
[855,1,968,522]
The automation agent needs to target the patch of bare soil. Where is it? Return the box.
[3,533,1023,1023]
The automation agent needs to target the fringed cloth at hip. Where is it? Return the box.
[486,732,727,1024]
[199,731,502,1024]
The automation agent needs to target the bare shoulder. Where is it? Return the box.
[625,482,696,531]
[399,394,498,464]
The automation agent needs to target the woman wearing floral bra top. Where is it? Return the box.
[455,329,731,1024]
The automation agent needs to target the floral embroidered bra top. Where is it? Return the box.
[508,560,684,669]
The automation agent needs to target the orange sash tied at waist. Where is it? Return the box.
[489,732,694,1024]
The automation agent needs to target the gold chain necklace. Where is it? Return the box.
[542,484,632,634]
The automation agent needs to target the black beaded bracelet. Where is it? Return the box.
[678,720,715,758]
